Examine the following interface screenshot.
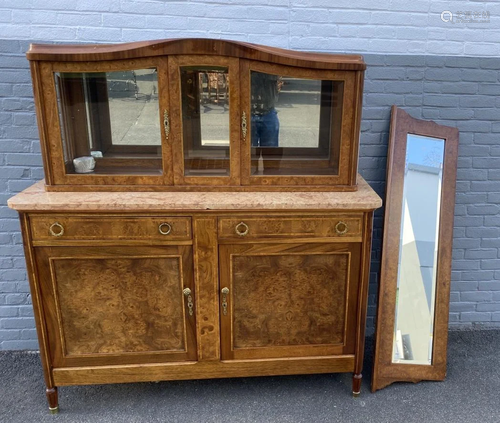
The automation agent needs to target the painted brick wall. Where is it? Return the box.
[0,1,499,56]
[1,1,500,349]
[361,54,500,330]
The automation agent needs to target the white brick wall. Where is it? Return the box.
[0,1,499,56]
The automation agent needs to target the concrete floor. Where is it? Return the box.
[0,330,499,422]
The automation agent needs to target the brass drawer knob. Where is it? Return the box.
[49,222,64,237]
[235,222,249,237]
[158,222,172,235]
[335,221,348,235]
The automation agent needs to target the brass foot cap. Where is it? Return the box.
[352,391,360,398]
[49,406,59,414]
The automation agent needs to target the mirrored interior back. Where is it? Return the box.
[180,66,230,177]
[249,71,343,176]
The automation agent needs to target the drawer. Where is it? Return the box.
[218,215,362,240]
[30,215,192,242]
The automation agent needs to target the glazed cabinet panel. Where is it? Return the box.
[168,55,241,186]
[34,245,197,367]
[239,60,362,188]
[38,56,172,187]
[219,242,361,360]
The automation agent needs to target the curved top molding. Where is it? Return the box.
[26,38,366,71]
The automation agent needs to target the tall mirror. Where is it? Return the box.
[393,134,444,365]
[372,106,458,391]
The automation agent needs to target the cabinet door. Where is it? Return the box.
[42,57,172,186]
[219,242,361,360]
[240,60,361,188]
[35,245,197,367]
[168,55,240,186]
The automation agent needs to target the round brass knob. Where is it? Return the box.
[221,287,229,295]
[335,221,348,235]
[183,288,192,297]
[49,222,64,237]
[158,222,172,235]
[235,222,249,237]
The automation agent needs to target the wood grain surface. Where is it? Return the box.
[218,215,362,240]
[231,253,348,348]
[52,256,185,355]
[219,242,361,361]
[35,245,197,367]
[27,38,366,71]
[30,215,192,242]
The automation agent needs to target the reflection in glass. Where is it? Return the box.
[180,66,230,177]
[55,69,161,175]
[250,71,343,176]
[392,134,445,365]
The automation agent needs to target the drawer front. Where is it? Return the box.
[30,215,192,242]
[218,216,362,240]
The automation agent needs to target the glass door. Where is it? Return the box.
[47,57,172,186]
[168,56,240,186]
[240,60,359,187]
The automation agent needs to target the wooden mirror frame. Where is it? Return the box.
[372,106,459,392]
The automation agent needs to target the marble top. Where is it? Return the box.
[8,176,382,212]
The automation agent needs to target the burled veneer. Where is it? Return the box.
[8,175,381,212]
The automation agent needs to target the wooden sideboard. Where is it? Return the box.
[11,38,383,413]
[9,177,381,412]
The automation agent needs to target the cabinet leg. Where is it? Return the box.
[46,387,58,414]
[352,373,362,397]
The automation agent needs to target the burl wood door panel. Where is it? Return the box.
[219,243,361,360]
[35,245,197,367]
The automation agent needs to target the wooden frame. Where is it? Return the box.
[27,38,365,191]
[372,106,459,392]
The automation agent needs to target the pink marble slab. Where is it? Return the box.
[8,176,382,212]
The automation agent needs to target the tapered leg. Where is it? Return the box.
[352,373,362,397]
[46,387,58,414]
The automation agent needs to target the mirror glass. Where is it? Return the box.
[55,69,162,175]
[392,134,445,365]
[180,66,230,177]
[249,71,343,176]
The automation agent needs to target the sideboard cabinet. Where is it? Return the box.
[10,39,382,413]
[9,181,381,413]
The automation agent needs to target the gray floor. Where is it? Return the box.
[0,330,499,423]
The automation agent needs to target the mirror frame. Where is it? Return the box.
[372,106,459,392]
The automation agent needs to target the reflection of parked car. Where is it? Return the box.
[107,69,157,101]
